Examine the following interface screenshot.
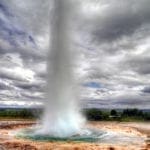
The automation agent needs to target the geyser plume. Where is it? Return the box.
[15,1,145,145]
[39,0,84,137]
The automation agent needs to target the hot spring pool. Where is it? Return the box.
[15,127,145,145]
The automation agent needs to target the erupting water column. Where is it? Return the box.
[39,0,84,137]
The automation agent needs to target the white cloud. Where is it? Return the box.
[0,0,150,108]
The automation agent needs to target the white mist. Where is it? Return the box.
[38,0,84,137]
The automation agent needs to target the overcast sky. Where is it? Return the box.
[0,0,150,109]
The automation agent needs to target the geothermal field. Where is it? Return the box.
[0,0,150,149]
[0,120,149,150]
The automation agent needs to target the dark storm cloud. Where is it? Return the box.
[0,2,12,16]
[115,99,150,106]
[128,56,150,75]
[142,86,150,93]
[0,0,45,69]
[14,81,45,92]
[1,0,50,43]
[91,0,150,43]
[86,99,108,105]
[121,53,150,75]
[21,93,44,101]
[0,82,8,90]
[15,82,39,90]
[0,2,35,47]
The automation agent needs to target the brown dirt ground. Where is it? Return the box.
[0,121,149,150]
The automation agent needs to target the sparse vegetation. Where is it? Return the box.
[0,108,149,121]
[83,108,150,122]
[0,108,43,119]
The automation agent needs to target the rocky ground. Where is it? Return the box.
[0,120,149,150]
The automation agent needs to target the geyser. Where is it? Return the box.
[38,0,84,137]
[15,1,146,145]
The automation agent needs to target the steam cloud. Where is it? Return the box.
[38,0,84,137]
